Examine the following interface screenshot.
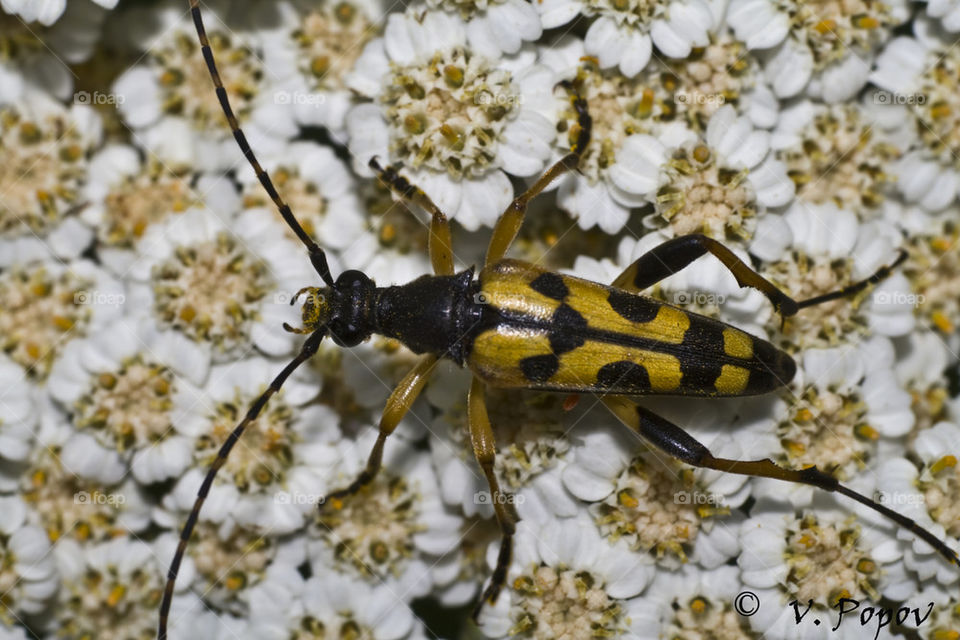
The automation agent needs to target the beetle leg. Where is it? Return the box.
[468,376,521,621]
[370,158,454,276]
[321,354,439,510]
[485,89,592,266]
[603,396,960,568]
[612,233,906,318]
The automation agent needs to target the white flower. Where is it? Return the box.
[427,0,541,58]
[16,402,152,542]
[236,140,366,258]
[427,361,578,523]
[876,421,960,587]
[111,0,296,171]
[771,99,907,216]
[624,105,793,241]
[307,434,462,599]
[345,8,559,229]
[244,567,423,639]
[47,317,209,484]
[752,336,914,508]
[871,20,960,210]
[538,0,713,77]
[0,258,124,380]
[54,536,207,640]
[560,404,747,570]
[477,515,655,638]
[922,0,960,31]
[1,0,116,26]
[163,355,335,535]
[255,0,386,138]
[629,565,754,638]
[0,496,58,621]
[729,0,909,103]
[739,499,910,639]
[0,355,37,466]
[761,205,913,349]
[81,142,239,275]
[128,206,313,362]
[0,94,102,267]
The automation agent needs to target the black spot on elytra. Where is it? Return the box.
[548,304,587,354]
[530,272,569,300]
[596,361,650,391]
[520,354,559,382]
[607,289,660,323]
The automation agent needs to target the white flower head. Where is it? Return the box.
[428,362,578,522]
[162,355,334,535]
[0,95,102,268]
[871,20,960,209]
[0,496,58,623]
[111,0,297,171]
[308,434,461,598]
[255,0,387,137]
[81,142,238,275]
[876,421,960,586]
[128,206,314,362]
[47,316,209,485]
[346,8,559,229]
[245,568,423,640]
[561,406,747,569]
[0,258,124,380]
[772,99,905,216]
[17,402,152,541]
[477,515,655,638]
[762,206,911,350]
[902,219,960,337]
[739,499,909,639]
[539,0,714,77]
[729,0,909,103]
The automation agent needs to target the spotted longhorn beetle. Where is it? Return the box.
[160,2,960,637]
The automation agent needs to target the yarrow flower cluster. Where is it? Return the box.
[1,0,959,638]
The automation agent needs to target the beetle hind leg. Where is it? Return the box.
[603,396,960,569]
[612,233,907,319]
[468,377,521,621]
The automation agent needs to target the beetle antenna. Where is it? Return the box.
[158,328,326,639]
[188,0,334,286]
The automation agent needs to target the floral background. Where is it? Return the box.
[1,0,960,638]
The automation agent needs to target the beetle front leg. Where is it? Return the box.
[485,87,592,266]
[322,354,438,510]
[468,376,521,621]
[602,396,960,568]
[369,158,455,276]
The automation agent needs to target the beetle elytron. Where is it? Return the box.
[159,2,960,637]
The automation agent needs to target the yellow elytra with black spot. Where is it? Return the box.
[465,260,795,396]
